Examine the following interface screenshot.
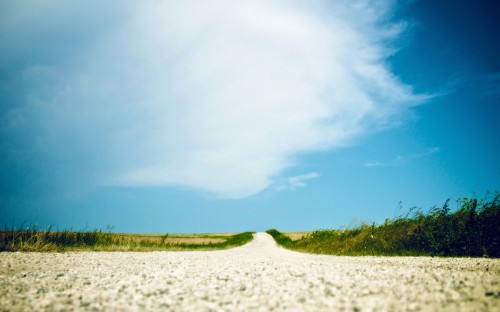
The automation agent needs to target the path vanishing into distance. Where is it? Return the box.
[1,233,499,311]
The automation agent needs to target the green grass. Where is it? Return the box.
[0,226,254,252]
[268,193,500,257]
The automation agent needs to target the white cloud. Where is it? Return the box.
[364,147,440,167]
[2,0,426,199]
[275,172,320,191]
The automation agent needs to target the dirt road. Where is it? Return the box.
[1,233,499,311]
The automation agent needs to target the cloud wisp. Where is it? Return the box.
[0,0,425,199]
[364,147,440,167]
[275,172,320,192]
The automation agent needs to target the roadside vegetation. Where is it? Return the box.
[268,194,500,257]
[0,226,254,252]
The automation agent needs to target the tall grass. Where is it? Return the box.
[0,225,115,251]
[268,194,500,257]
[0,225,254,252]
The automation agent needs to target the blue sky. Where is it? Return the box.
[1,0,499,233]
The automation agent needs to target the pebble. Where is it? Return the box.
[1,233,499,311]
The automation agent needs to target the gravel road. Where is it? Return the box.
[1,233,499,311]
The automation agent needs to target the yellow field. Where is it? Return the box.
[283,232,311,241]
[113,233,235,244]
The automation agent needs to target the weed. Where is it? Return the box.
[268,193,500,257]
[0,225,254,252]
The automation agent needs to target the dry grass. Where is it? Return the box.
[283,232,310,241]
[114,233,228,244]
[0,229,252,252]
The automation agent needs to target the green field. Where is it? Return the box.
[269,194,500,257]
[0,228,254,252]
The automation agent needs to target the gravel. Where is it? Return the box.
[1,232,499,311]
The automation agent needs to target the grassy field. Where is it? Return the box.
[269,193,500,257]
[282,232,309,241]
[0,228,254,252]
[112,233,228,245]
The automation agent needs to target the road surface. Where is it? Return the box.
[1,232,499,311]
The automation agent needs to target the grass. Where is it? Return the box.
[268,193,500,257]
[0,226,254,252]
[282,232,309,241]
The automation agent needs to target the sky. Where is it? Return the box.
[1,0,499,233]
